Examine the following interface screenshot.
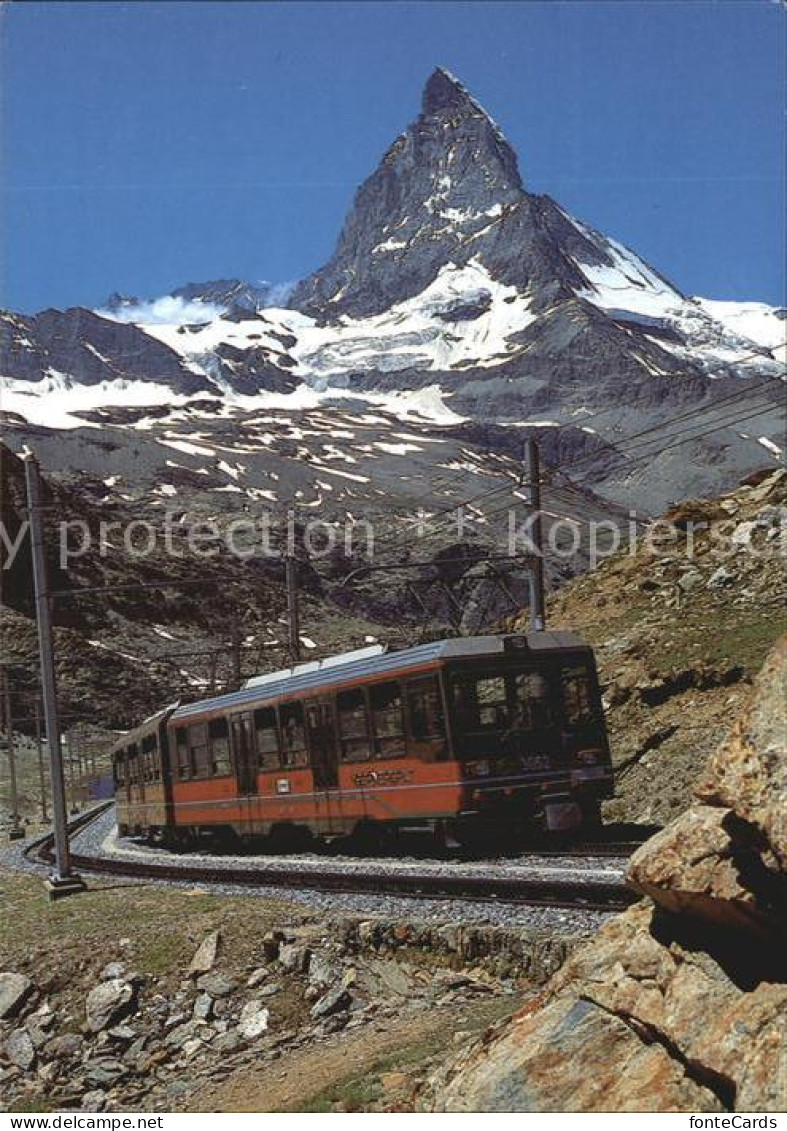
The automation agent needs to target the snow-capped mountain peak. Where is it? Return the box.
[289,68,527,320]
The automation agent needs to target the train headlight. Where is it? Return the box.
[467,760,491,778]
[576,748,601,766]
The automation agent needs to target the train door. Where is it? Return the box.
[158,719,176,828]
[230,713,257,796]
[126,742,143,829]
[307,699,338,789]
[305,698,340,834]
[116,747,132,824]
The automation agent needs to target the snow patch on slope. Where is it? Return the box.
[0,372,193,429]
[575,236,683,321]
[292,259,534,376]
[694,299,786,363]
[566,210,785,372]
[140,312,295,360]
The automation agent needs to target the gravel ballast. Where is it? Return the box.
[2,805,618,934]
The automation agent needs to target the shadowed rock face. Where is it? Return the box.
[424,637,787,1113]
[628,636,787,930]
[695,638,787,871]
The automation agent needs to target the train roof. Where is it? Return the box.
[111,702,179,756]
[170,631,590,724]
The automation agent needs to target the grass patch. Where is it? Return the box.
[287,999,517,1113]
[0,871,302,1000]
[295,1036,447,1112]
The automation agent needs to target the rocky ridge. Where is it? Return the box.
[105,278,279,317]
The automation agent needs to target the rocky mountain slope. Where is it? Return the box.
[284,67,784,511]
[424,635,787,1112]
[0,441,394,733]
[2,440,586,736]
[1,70,784,517]
[522,466,786,826]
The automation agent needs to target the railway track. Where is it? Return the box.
[26,804,638,913]
[492,837,650,860]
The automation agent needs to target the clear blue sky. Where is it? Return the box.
[2,0,785,313]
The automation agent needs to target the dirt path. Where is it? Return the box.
[187,999,514,1113]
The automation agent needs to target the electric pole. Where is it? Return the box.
[66,730,78,813]
[285,550,301,665]
[230,620,242,689]
[24,455,84,898]
[34,697,48,823]
[75,730,85,804]
[524,439,546,632]
[2,666,24,840]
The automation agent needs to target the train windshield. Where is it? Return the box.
[449,660,601,760]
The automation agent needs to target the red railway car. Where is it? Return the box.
[113,632,614,848]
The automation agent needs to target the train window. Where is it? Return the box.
[189,723,210,778]
[337,688,371,762]
[125,744,137,784]
[370,682,405,759]
[254,707,279,769]
[452,676,509,730]
[561,666,594,726]
[280,703,308,767]
[142,736,158,783]
[452,671,555,735]
[195,742,212,778]
[477,677,508,726]
[407,677,445,742]
[511,672,553,730]
[175,727,193,779]
[208,718,231,776]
